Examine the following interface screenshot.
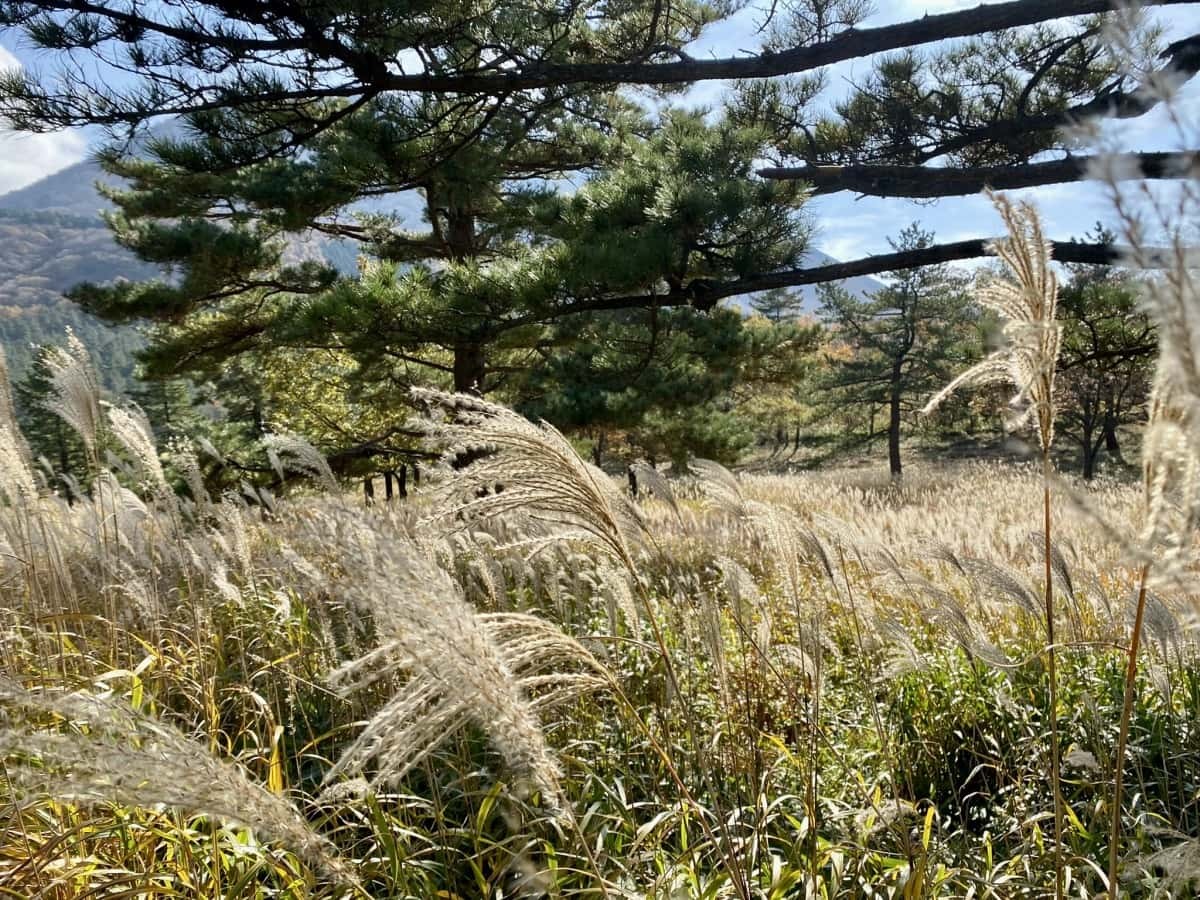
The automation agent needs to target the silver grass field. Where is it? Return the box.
[3,313,1200,897]
[1,57,1199,890]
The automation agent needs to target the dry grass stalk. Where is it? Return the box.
[1094,10,1200,894]
[322,542,604,814]
[41,331,103,466]
[263,431,339,493]
[924,190,1065,897]
[412,388,644,572]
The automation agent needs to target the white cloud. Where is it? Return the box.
[0,46,89,197]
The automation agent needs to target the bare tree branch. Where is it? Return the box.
[3,0,1196,121]
[521,239,1183,323]
[758,151,1199,197]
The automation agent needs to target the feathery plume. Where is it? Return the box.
[0,679,350,883]
[631,460,682,521]
[0,419,37,507]
[923,192,1061,453]
[107,404,171,501]
[412,389,643,572]
[262,432,338,492]
[689,458,747,517]
[41,331,104,460]
[323,543,602,814]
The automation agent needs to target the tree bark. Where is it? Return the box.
[1082,432,1098,480]
[888,365,904,479]
[757,151,1197,198]
[453,342,487,394]
[1103,419,1122,459]
[1103,389,1124,463]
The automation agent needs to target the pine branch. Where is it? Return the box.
[3,0,1195,126]
[521,239,1183,322]
[758,151,1198,198]
[904,32,1200,163]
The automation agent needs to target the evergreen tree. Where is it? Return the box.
[14,344,90,489]
[817,224,978,478]
[4,3,1191,287]
[127,371,202,444]
[1057,236,1156,479]
[66,109,807,461]
[750,288,807,322]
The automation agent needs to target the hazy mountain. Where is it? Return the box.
[0,156,119,217]
[0,204,153,382]
[0,154,365,381]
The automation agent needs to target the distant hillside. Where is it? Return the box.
[0,156,118,217]
[0,204,152,384]
[0,154,364,382]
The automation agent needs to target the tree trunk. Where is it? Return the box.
[1102,391,1124,463]
[364,476,375,505]
[453,342,486,394]
[593,430,607,467]
[398,464,408,498]
[1104,420,1121,457]
[888,365,903,479]
[1082,428,1099,480]
[383,470,394,500]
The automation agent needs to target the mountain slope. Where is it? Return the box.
[0,156,117,217]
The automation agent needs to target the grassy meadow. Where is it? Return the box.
[2,346,1198,899]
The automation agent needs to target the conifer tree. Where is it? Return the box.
[66,106,808,455]
[1056,239,1156,478]
[750,288,807,322]
[3,2,1192,284]
[817,224,978,478]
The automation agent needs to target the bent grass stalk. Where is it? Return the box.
[413,390,755,900]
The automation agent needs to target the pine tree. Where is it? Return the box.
[4,3,1191,286]
[1056,233,1156,478]
[817,224,978,478]
[750,288,807,322]
[68,109,808,456]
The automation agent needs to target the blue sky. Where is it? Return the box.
[0,1,1196,261]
